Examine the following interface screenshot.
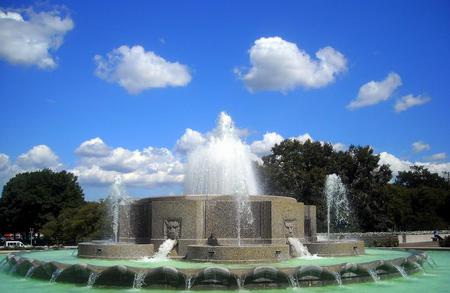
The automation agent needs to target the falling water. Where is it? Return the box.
[87,272,101,288]
[106,177,132,243]
[0,258,7,271]
[25,266,35,278]
[152,239,177,259]
[236,277,242,289]
[288,275,298,287]
[412,262,424,271]
[324,174,350,239]
[334,272,343,286]
[50,268,63,283]
[185,276,193,290]
[393,265,408,278]
[184,112,258,245]
[367,269,380,282]
[426,256,436,267]
[287,237,312,257]
[133,271,147,289]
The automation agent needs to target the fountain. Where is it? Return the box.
[107,177,132,243]
[0,112,435,290]
[324,174,350,239]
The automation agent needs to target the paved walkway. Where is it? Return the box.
[399,241,450,250]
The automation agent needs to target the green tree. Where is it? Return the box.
[260,139,335,230]
[0,169,85,235]
[260,141,393,232]
[41,201,109,245]
[395,165,447,189]
[340,146,393,231]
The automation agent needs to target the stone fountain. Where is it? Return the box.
[78,112,364,261]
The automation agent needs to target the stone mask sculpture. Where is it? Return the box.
[164,219,181,240]
[284,220,296,238]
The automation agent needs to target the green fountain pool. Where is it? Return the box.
[0,249,448,292]
[11,248,410,269]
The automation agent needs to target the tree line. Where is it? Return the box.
[0,169,109,245]
[258,139,450,232]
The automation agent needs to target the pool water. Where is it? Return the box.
[0,249,448,292]
[17,248,411,268]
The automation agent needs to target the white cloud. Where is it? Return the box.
[72,138,184,188]
[379,152,412,176]
[250,132,284,157]
[395,94,431,112]
[424,152,447,162]
[175,128,206,154]
[0,153,10,171]
[236,37,347,92]
[0,7,73,69]
[412,141,430,153]
[379,151,450,177]
[292,133,313,143]
[75,137,111,157]
[0,146,63,187]
[16,145,62,170]
[94,45,191,94]
[347,72,402,109]
[332,143,347,152]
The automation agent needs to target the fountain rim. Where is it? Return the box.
[134,194,299,203]
[3,248,429,289]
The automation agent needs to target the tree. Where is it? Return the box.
[260,139,335,230]
[0,169,85,235]
[340,146,393,232]
[41,201,109,245]
[395,165,447,189]
[260,141,393,232]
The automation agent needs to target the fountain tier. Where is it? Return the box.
[88,194,365,261]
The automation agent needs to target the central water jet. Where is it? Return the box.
[184,112,258,245]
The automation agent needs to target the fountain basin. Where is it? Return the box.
[77,242,154,259]
[305,240,365,256]
[2,249,429,289]
[186,244,290,263]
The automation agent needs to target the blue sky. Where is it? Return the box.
[0,0,449,200]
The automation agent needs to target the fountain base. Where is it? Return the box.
[78,242,154,259]
[185,244,290,263]
[305,240,365,256]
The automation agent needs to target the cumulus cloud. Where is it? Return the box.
[75,137,111,157]
[347,72,402,109]
[175,128,206,154]
[0,7,73,69]
[0,153,10,171]
[379,151,450,177]
[412,141,430,153]
[332,143,347,152]
[16,145,62,170]
[0,145,63,188]
[395,94,431,112]
[250,132,284,157]
[379,152,412,176]
[94,45,191,94]
[72,138,184,187]
[236,37,347,92]
[292,133,313,143]
[424,153,447,162]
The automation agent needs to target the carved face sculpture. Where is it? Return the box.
[284,220,295,238]
[164,220,181,240]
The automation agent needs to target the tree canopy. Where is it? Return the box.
[259,139,449,232]
[0,169,85,234]
[41,201,109,245]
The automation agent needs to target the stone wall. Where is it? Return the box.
[119,195,315,255]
